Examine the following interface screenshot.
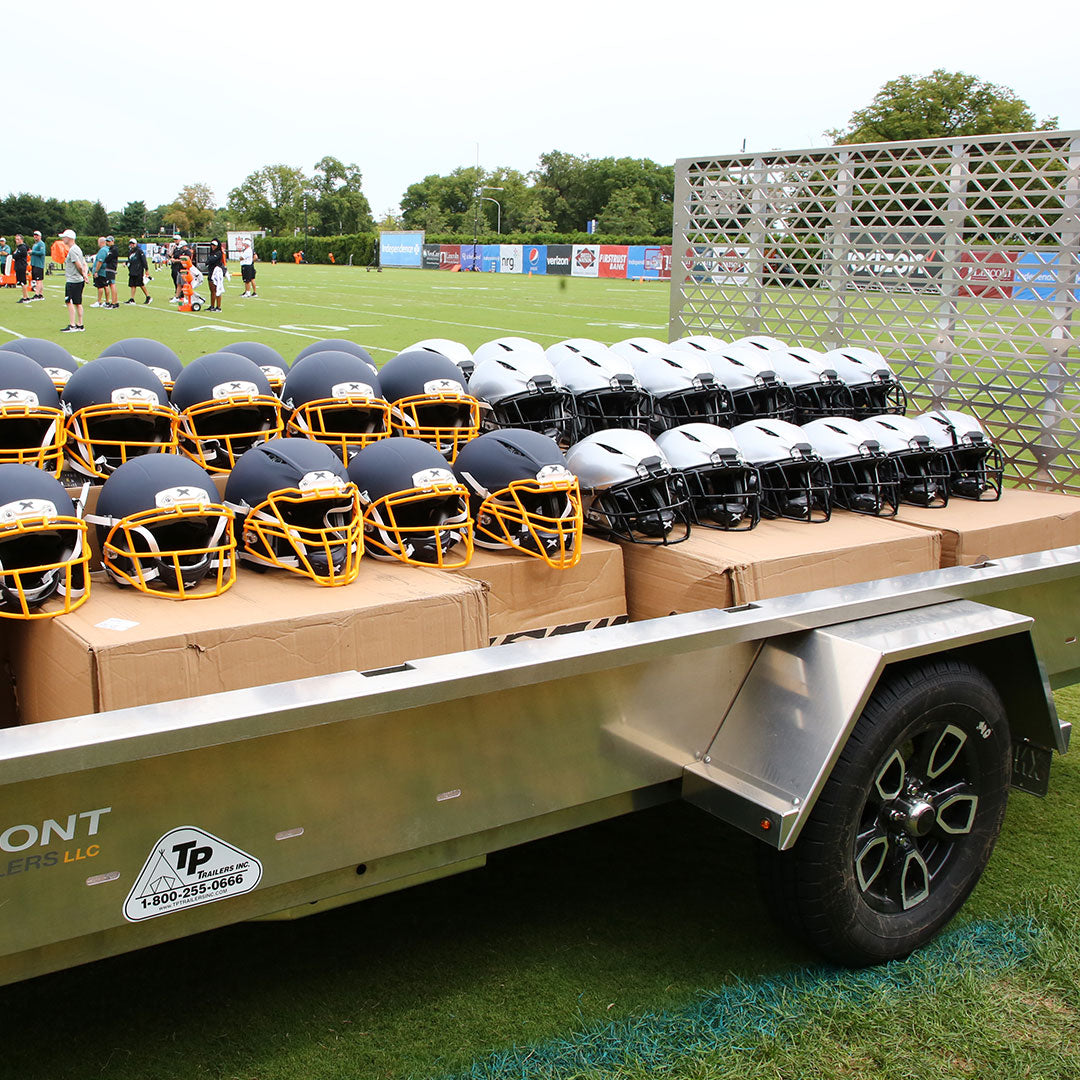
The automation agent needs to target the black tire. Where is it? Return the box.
[191,301,202,312]
[762,658,1010,966]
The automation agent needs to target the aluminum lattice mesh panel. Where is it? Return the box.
[670,132,1080,492]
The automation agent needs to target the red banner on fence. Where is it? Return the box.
[959,250,1016,299]
[598,246,629,279]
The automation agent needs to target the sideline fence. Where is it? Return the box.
[670,131,1080,493]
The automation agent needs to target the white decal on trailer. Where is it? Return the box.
[123,826,263,922]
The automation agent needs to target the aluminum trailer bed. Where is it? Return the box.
[1,546,1076,983]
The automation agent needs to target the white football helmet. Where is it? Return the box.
[917,410,1004,501]
[823,346,907,417]
[801,417,899,517]
[629,348,735,433]
[765,348,854,424]
[566,428,691,545]
[656,423,760,530]
[862,414,950,508]
[548,342,652,442]
[733,418,832,522]
[468,349,574,446]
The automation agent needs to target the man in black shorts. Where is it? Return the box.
[60,229,91,333]
[239,238,258,297]
[12,235,30,302]
[29,231,46,300]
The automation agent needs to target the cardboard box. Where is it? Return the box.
[10,562,488,725]
[894,488,1080,567]
[456,535,627,643]
[620,534,736,621]
[620,513,941,621]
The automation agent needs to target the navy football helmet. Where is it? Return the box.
[455,429,582,567]
[225,438,362,585]
[93,455,235,599]
[347,437,472,568]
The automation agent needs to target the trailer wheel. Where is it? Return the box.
[191,301,202,311]
[765,658,1010,966]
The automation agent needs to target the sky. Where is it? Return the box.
[6,0,1077,223]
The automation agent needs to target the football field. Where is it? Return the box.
[0,264,672,364]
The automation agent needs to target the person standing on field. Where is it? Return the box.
[239,238,258,297]
[125,239,152,304]
[12,235,30,302]
[103,236,120,308]
[29,230,46,300]
[205,238,225,312]
[90,237,109,308]
[59,228,90,333]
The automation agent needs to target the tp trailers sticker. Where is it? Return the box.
[123,826,262,922]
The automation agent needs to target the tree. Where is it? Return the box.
[597,188,656,234]
[87,200,110,235]
[228,165,306,232]
[828,70,1057,144]
[400,166,482,234]
[311,156,373,234]
[165,184,216,235]
[117,200,148,237]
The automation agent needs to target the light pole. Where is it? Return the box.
[480,186,504,234]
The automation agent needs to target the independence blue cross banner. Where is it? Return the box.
[379,231,424,268]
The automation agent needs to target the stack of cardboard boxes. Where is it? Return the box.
[4,485,1079,728]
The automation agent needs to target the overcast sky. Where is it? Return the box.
[6,0,1076,222]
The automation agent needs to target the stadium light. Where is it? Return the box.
[481,186,504,234]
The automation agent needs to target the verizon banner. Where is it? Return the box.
[546,245,572,276]
[572,244,600,277]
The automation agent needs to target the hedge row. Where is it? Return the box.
[252,234,377,266]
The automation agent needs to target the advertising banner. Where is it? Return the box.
[958,250,1016,299]
[572,244,600,277]
[481,245,501,273]
[421,244,442,270]
[459,244,480,272]
[499,245,524,274]
[439,245,461,270]
[1013,251,1079,301]
[546,245,572,276]
[379,231,424,268]
[525,245,547,275]
[598,246,629,279]
[226,230,262,262]
[845,230,944,292]
[627,245,673,280]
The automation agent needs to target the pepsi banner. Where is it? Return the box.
[379,231,424,268]
[525,245,547,275]
[572,244,600,277]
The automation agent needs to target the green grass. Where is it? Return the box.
[2,269,1079,1079]
[0,264,671,365]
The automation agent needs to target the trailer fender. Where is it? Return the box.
[681,599,1059,851]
